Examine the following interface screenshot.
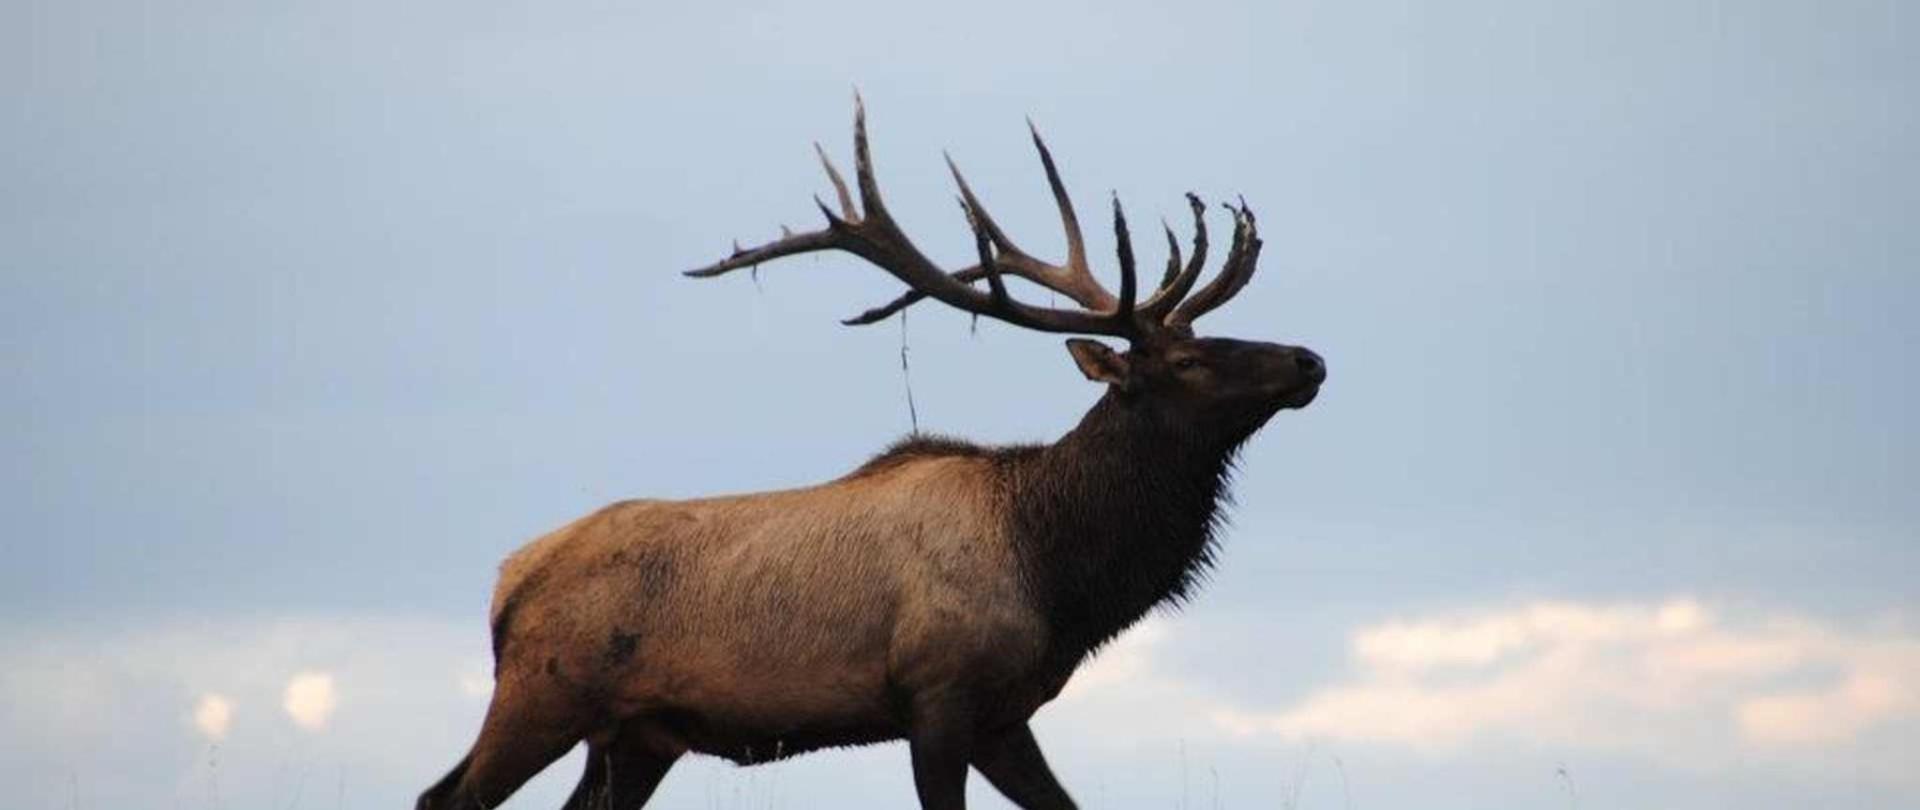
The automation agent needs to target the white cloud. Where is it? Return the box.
[1044,617,1246,748]
[1213,598,1920,759]
[1061,619,1166,699]
[283,671,338,731]
[0,616,498,809]
[1739,672,1910,745]
[5,600,1917,808]
[191,693,233,740]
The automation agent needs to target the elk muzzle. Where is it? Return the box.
[1270,345,1326,409]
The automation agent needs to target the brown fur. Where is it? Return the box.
[423,450,1047,807]
[492,453,1037,741]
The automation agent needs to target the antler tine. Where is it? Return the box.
[945,153,1016,258]
[1158,219,1181,292]
[684,139,862,280]
[1016,119,1130,312]
[842,152,1107,326]
[815,142,857,221]
[1168,202,1250,325]
[691,98,1138,339]
[962,198,1010,305]
[1111,195,1137,324]
[1027,119,1090,279]
[1138,193,1209,321]
[942,153,1111,310]
[850,92,891,222]
[848,125,1145,324]
[843,266,987,325]
[1167,199,1262,328]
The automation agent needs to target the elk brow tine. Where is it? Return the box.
[1209,200,1263,303]
[1183,235,1264,324]
[1026,118,1088,273]
[1111,195,1136,322]
[1208,203,1253,296]
[815,142,858,221]
[1223,203,1265,300]
[1186,201,1264,321]
[1166,203,1249,324]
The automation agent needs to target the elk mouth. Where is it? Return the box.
[1249,376,1321,413]
[1280,383,1321,409]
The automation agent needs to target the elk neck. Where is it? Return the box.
[1007,389,1244,658]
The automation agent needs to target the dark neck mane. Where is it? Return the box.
[1005,392,1241,657]
[851,393,1247,661]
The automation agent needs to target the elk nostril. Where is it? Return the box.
[1294,352,1324,378]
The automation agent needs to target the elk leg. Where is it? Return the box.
[561,728,679,810]
[972,723,1077,810]
[558,747,608,810]
[417,679,585,810]
[415,754,469,810]
[908,694,977,810]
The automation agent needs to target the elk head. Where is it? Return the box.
[687,97,1325,445]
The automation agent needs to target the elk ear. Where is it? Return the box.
[1065,338,1131,386]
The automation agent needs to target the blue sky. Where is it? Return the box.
[4,0,1915,807]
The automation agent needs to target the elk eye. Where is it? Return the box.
[1173,356,1200,370]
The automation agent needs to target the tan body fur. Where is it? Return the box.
[482,453,1059,770]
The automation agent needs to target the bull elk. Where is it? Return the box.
[419,98,1326,810]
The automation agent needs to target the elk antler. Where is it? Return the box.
[686,96,1264,340]
[1167,199,1263,331]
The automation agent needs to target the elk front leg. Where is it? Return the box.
[908,692,976,810]
[973,722,1077,810]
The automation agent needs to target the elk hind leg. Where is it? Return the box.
[417,678,587,810]
[416,754,469,810]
